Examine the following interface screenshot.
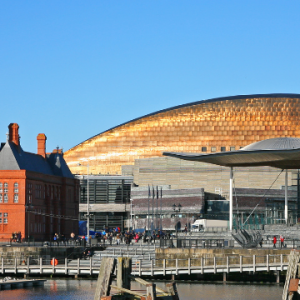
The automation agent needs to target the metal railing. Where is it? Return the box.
[0,253,289,277]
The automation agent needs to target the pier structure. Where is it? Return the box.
[0,245,290,282]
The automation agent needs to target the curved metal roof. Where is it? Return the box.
[163,137,300,169]
[69,93,300,150]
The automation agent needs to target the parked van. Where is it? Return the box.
[191,219,228,232]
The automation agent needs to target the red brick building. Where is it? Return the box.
[0,123,79,241]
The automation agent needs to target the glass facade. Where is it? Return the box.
[78,176,132,231]
[79,178,131,204]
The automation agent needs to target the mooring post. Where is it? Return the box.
[240,255,242,273]
[40,257,43,274]
[146,283,156,300]
[276,271,280,284]
[117,257,132,290]
[214,256,216,274]
[65,257,68,275]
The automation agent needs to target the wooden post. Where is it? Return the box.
[166,282,179,300]
[280,254,283,271]
[253,255,256,273]
[201,256,203,274]
[163,259,166,276]
[40,257,43,274]
[223,272,227,282]
[146,283,156,300]
[139,259,141,276]
[94,257,115,300]
[240,256,242,273]
[77,257,80,275]
[267,254,269,272]
[117,257,131,291]
[65,257,68,275]
[276,270,280,284]
[27,257,30,274]
[90,257,92,275]
[14,257,17,274]
[188,258,191,275]
[151,259,154,276]
[214,256,216,274]
[1,257,3,274]
[226,256,229,273]
[176,259,178,275]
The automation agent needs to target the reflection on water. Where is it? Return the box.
[0,279,282,300]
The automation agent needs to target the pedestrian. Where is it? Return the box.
[116,233,120,245]
[259,238,263,248]
[280,235,285,248]
[108,234,112,246]
[273,236,277,248]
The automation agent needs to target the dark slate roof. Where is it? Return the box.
[47,152,74,178]
[0,142,74,178]
[163,137,300,169]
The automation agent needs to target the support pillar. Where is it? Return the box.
[229,167,233,231]
[285,170,288,225]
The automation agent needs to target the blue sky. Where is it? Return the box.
[1,1,300,153]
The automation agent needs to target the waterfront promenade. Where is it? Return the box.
[0,242,291,283]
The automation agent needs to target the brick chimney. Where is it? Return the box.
[37,133,47,158]
[8,123,20,146]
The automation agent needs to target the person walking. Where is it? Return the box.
[116,233,120,245]
[273,236,277,248]
[280,235,285,248]
[108,234,112,246]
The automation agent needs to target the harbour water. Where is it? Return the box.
[0,279,282,300]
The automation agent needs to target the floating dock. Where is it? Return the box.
[0,278,46,290]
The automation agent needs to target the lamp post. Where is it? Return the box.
[130,198,133,230]
[172,203,182,237]
[25,202,32,242]
[78,163,90,241]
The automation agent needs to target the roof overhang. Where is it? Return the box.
[163,148,300,169]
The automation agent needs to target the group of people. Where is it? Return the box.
[273,235,285,248]
[92,229,171,246]
[10,231,22,243]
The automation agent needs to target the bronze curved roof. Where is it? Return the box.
[64,94,300,175]
[163,137,300,169]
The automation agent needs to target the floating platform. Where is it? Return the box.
[0,278,46,290]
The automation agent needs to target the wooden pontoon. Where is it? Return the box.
[94,257,179,300]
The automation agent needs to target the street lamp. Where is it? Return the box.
[25,202,32,242]
[172,204,182,237]
[78,163,90,241]
[130,199,133,230]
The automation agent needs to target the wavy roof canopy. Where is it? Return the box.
[64,93,300,175]
[163,137,300,169]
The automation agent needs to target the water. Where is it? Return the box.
[0,279,283,300]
